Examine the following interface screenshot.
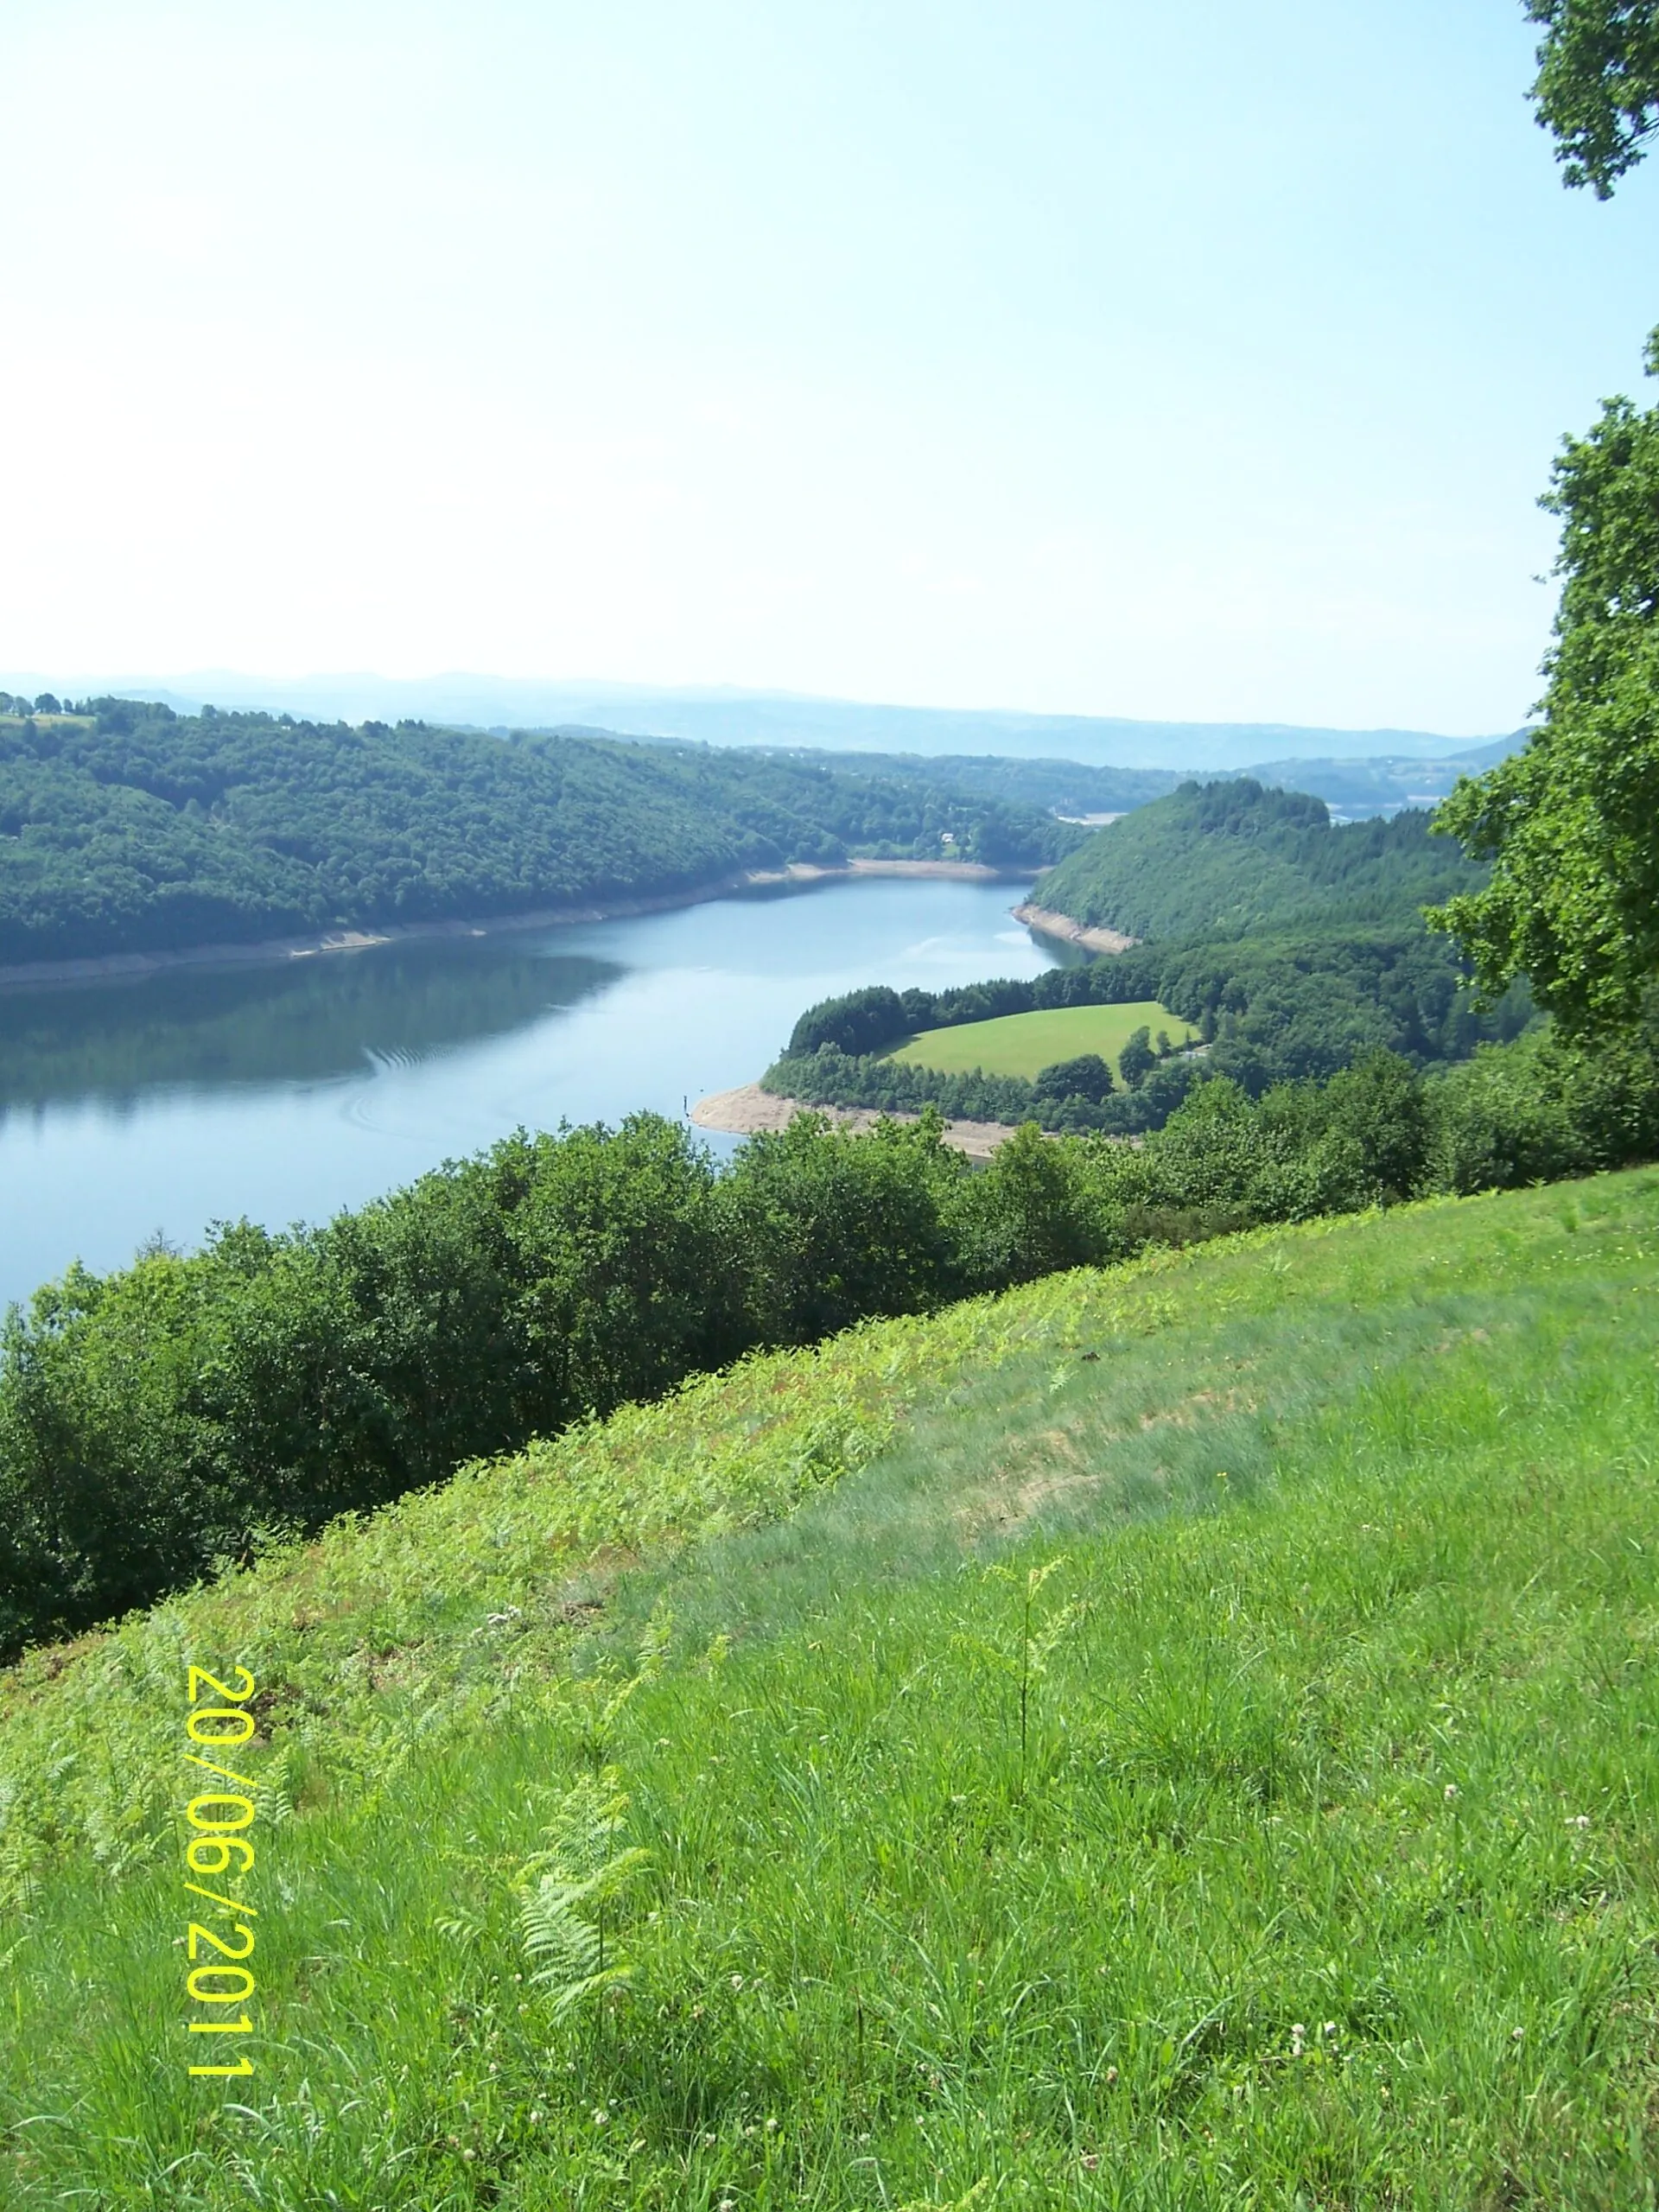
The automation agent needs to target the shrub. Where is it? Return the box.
[785,986,911,1058]
[1119,1025,1157,1089]
[1033,1053,1115,1104]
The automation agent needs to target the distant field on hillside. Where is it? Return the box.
[887,997,1198,1078]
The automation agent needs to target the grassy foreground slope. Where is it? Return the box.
[4,1174,1659,2206]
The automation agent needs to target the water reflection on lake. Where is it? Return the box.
[0,875,1068,1308]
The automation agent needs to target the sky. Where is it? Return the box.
[2,0,1655,734]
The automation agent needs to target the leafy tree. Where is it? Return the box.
[1526,0,1659,197]
[718,1109,969,1341]
[1433,338,1659,1033]
[1033,1053,1114,1104]
[787,985,911,1058]
[957,1123,1098,1285]
[1427,9,1659,1027]
[1119,1026,1157,1089]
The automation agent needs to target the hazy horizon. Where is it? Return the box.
[0,667,1519,771]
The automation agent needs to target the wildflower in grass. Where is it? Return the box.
[956,1554,1079,1796]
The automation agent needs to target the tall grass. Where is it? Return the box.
[3,1171,1658,2206]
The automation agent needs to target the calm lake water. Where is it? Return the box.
[0,874,1070,1311]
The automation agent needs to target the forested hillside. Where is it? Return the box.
[0,701,1084,965]
[1032,778,1482,939]
[726,745,1181,817]
[670,741,1523,824]
[761,769,1524,1129]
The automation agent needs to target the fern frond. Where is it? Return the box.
[515,1772,652,2019]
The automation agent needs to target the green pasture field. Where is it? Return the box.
[887,997,1198,1080]
[3,1172,1659,2206]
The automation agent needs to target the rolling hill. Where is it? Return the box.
[3,1172,1657,2204]
[1029,777,1484,942]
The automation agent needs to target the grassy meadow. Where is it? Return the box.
[3,1173,1659,2206]
[887,999,1198,1081]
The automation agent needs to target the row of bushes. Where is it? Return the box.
[761,1040,1203,1134]
[3,1017,1656,1662]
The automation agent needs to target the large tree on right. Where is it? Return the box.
[1430,6,1659,1032]
[1433,340,1659,1032]
[1526,0,1659,195]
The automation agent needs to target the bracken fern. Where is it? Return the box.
[518,1770,652,2018]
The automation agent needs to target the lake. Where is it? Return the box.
[0,874,1070,1312]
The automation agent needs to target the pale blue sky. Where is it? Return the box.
[3,1,1654,731]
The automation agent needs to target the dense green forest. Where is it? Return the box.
[0,699,1084,966]
[720,745,1180,818]
[1031,777,1483,939]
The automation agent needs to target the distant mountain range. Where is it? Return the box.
[1236,739,1522,818]
[0,671,1522,775]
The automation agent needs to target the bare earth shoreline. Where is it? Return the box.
[691,892,1136,1158]
[690,1083,1024,1161]
[1011,903,1138,955]
[0,858,1033,992]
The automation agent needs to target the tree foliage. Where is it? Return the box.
[1033,1053,1115,1105]
[1433,340,1659,1033]
[1526,0,1659,196]
[1118,1026,1158,1090]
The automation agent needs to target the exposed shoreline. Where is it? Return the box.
[1012,903,1138,956]
[0,859,1035,993]
[690,1082,1026,1162]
